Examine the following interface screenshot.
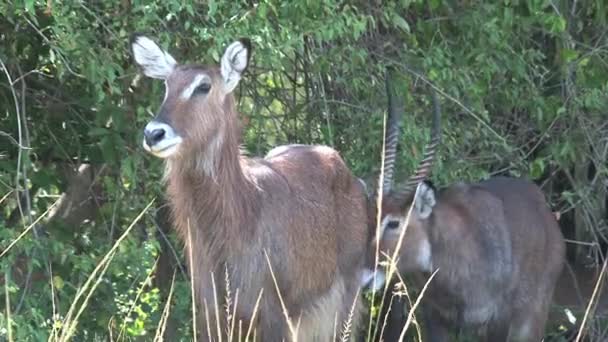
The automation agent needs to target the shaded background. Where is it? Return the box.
[0,0,607,340]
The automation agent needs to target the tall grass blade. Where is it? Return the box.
[153,270,177,342]
[58,198,155,341]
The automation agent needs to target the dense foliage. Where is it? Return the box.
[1,0,606,340]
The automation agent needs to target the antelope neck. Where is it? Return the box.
[165,122,259,246]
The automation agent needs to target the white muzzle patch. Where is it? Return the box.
[360,268,387,291]
[143,121,183,158]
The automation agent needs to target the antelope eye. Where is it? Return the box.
[193,82,211,95]
[386,220,400,230]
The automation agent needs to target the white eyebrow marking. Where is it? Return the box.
[181,74,210,100]
[162,80,169,104]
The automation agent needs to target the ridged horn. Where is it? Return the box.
[382,67,405,193]
[397,88,441,196]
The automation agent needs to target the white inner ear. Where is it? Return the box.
[414,182,436,219]
[221,41,249,93]
[132,36,177,79]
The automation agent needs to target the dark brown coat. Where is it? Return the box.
[369,177,566,341]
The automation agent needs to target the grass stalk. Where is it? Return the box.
[58,198,155,341]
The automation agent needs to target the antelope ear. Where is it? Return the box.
[221,38,251,93]
[414,181,436,219]
[131,34,177,79]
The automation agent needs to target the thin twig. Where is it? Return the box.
[11,69,52,85]
[14,62,40,315]
[0,57,27,228]
[23,17,84,78]
[0,198,60,259]
[576,256,608,342]
[0,131,31,150]
[564,239,599,247]
[0,190,14,205]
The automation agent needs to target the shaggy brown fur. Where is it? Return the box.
[132,37,368,341]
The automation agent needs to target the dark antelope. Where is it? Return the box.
[131,36,369,341]
[363,82,566,341]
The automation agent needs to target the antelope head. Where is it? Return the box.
[364,84,442,290]
[131,35,251,160]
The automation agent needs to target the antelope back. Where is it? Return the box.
[371,179,517,277]
[474,177,566,294]
[371,177,565,278]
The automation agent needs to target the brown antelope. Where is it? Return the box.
[362,87,566,341]
[131,35,370,341]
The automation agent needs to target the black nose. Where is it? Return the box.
[144,128,166,147]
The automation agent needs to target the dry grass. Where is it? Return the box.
[187,220,198,342]
[340,288,360,342]
[364,108,430,342]
[5,100,601,342]
[153,270,176,342]
[1,193,599,336]
[576,257,608,342]
[397,270,437,341]
[0,197,60,259]
[0,190,14,205]
[56,198,155,342]
[366,112,390,342]
[4,270,13,342]
[264,250,298,340]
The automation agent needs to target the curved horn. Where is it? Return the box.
[399,88,441,194]
[382,67,404,193]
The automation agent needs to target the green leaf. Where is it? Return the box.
[530,158,545,179]
[392,14,410,33]
[560,48,579,63]
[545,14,567,33]
[24,0,35,13]
[53,276,65,290]
[100,136,117,164]
[121,156,137,189]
